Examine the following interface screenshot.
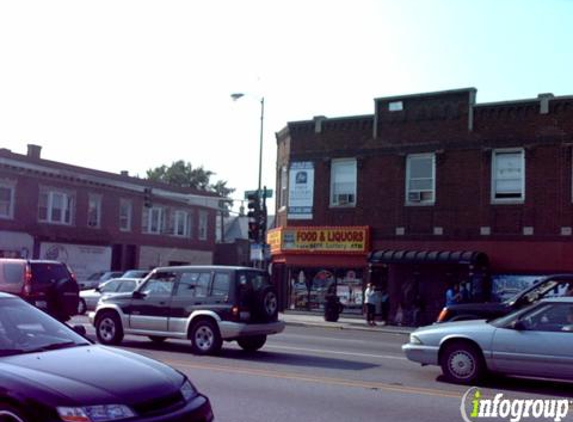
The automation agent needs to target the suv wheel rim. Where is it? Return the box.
[264,293,277,316]
[448,350,474,379]
[194,325,214,351]
[0,410,25,422]
[99,317,116,342]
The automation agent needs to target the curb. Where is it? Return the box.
[283,320,414,335]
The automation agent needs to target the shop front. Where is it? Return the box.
[268,226,370,315]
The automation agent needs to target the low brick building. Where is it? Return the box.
[0,145,220,280]
[272,88,573,324]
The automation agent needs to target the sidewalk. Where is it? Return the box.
[279,311,416,335]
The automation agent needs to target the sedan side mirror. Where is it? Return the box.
[512,320,527,331]
[73,325,87,336]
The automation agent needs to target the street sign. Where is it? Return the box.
[244,189,273,200]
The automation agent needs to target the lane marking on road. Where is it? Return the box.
[263,344,407,360]
[166,359,461,400]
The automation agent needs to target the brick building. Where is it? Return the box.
[272,88,573,325]
[0,145,220,280]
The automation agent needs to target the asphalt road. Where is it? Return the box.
[72,317,573,422]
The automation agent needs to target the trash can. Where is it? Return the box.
[324,295,344,322]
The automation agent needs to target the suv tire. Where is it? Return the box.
[189,319,222,355]
[52,278,80,321]
[95,311,124,345]
[237,335,267,352]
[255,286,278,322]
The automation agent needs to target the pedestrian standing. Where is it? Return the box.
[364,283,377,326]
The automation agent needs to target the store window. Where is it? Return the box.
[287,267,364,315]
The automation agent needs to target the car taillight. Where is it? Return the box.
[437,307,449,322]
[66,264,77,283]
[23,264,33,295]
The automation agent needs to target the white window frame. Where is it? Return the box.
[119,199,132,232]
[330,158,357,207]
[0,180,15,219]
[491,148,525,203]
[198,210,208,240]
[87,194,102,228]
[174,210,189,237]
[147,207,164,234]
[38,189,75,225]
[405,153,436,206]
[280,166,288,210]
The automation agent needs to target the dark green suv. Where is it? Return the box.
[91,265,284,354]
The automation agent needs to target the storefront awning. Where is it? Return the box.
[368,249,489,267]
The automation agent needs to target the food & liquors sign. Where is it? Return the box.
[267,226,369,254]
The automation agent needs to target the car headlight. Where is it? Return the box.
[409,334,423,345]
[180,379,198,402]
[57,405,136,422]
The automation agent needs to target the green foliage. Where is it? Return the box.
[146,160,235,213]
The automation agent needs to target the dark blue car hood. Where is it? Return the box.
[0,345,184,405]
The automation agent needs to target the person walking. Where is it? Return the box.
[364,283,377,326]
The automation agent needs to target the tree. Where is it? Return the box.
[146,160,235,214]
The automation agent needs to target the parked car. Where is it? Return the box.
[403,297,573,384]
[78,277,143,314]
[78,270,124,290]
[437,274,573,322]
[0,258,79,321]
[0,292,214,421]
[91,265,285,354]
[121,269,150,279]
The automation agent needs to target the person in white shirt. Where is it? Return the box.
[364,283,377,326]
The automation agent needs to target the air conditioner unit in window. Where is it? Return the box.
[337,193,354,205]
[408,191,422,202]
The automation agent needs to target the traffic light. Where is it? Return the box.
[143,187,153,208]
[246,192,261,242]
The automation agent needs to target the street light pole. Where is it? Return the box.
[231,93,267,265]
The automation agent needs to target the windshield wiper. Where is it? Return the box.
[0,349,27,357]
[24,341,87,353]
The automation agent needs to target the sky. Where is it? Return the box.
[0,0,572,212]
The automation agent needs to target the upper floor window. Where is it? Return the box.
[0,180,15,219]
[492,149,525,202]
[280,166,288,209]
[119,199,132,232]
[174,210,189,237]
[330,158,357,207]
[198,210,208,240]
[406,154,435,205]
[38,188,75,225]
[143,206,165,234]
[87,194,102,228]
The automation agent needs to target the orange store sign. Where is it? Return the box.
[267,227,369,254]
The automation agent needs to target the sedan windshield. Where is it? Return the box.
[0,298,90,356]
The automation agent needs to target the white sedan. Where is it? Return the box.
[78,278,142,314]
[402,297,573,384]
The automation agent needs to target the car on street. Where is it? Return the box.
[121,269,150,279]
[0,292,214,422]
[91,265,285,354]
[0,258,79,322]
[403,297,573,384]
[436,273,573,322]
[78,277,143,314]
[77,270,124,290]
